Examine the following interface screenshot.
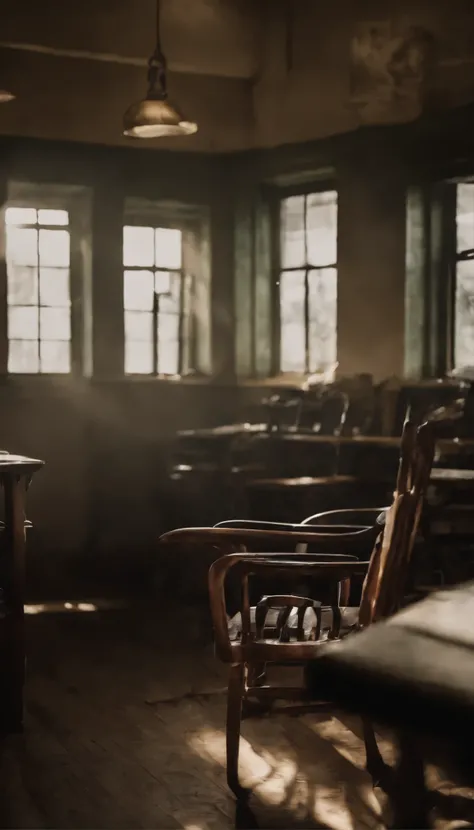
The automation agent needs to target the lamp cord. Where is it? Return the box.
[285,0,293,73]
[156,0,162,52]
[147,0,167,98]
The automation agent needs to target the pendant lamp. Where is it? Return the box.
[123,0,197,138]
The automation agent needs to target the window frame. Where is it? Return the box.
[1,183,90,379]
[452,180,474,371]
[123,217,191,377]
[267,179,338,377]
[122,200,210,380]
[409,178,474,378]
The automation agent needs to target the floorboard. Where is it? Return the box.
[0,603,471,829]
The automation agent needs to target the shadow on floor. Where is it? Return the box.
[0,604,472,830]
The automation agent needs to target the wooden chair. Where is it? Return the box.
[211,510,387,611]
[160,518,381,611]
[206,419,435,797]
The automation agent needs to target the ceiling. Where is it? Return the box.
[0,0,263,81]
[1,0,474,152]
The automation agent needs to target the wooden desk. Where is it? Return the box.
[246,474,359,490]
[308,582,474,826]
[0,454,44,734]
[245,468,474,529]
[249,467,474,490]
[177,425,474,453]
[310,582,474,743]
[431,467,474,483]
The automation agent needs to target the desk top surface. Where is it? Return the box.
[431,467,474,482]
[248,468,474,489]
[177,427,474,455]
[311,582,474,741]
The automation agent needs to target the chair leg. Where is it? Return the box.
[245,663,271,718]
[363,717,390,787]
[391,731,429,829]
[226,663,248,800]
[247,662,266,689]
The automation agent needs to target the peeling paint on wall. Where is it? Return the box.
[350,21,432,125]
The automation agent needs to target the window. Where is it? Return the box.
[278,190,338,374]
[5,206,71,373]
[454,182,474,368]
[123,224,193,375]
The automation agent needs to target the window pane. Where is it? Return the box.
[308,268,338,372]
[5,207,37,226]
[123,270,154,311]
[158,340,179,375]
[281,323,306,373]
[159,274,181,314]
[40,268,70,307]
[155,270,172,294]
[280,196,305,269]
[40,340,70,373]
[6,227,38,266]
[125,341,153,374]
[158,312,179,342]
[280,269,305,322]
[307,191,338,267]
[155,228,182,269]
[39,229,70,267]
[40,307,71,341]
[125,310,153,342]
[8,340,39,373]
[7,265,38,305]
[455,259,474,368]
[8,306,39,340]
[123,226,155,267]
[457,183,474,254]
[38,209,69,226]
[280,270,306,372]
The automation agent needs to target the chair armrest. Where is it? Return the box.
[159,525,375,555]
[209,553,369,661]
[301,508,388,527]
[214,519,369,534]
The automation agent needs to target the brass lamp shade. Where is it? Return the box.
[122,0,197,139]
[123,97,197,138]
[0,89,15,104]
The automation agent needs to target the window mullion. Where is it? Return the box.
[153,286,159,376]
[436,183,457,374]
[0,176,7,374]
[269,197,281,377]
[69,210,83,378]
[178,270,184,375]
[303,196,309,375]
[36,221,41,371]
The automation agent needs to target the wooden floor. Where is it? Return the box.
[1,602,473,830]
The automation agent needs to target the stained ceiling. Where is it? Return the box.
[1,0,474,152]
[0,0,263,82]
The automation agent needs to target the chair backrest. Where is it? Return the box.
[358,419,435,626]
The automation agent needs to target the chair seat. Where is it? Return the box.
[228,605,360,643]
